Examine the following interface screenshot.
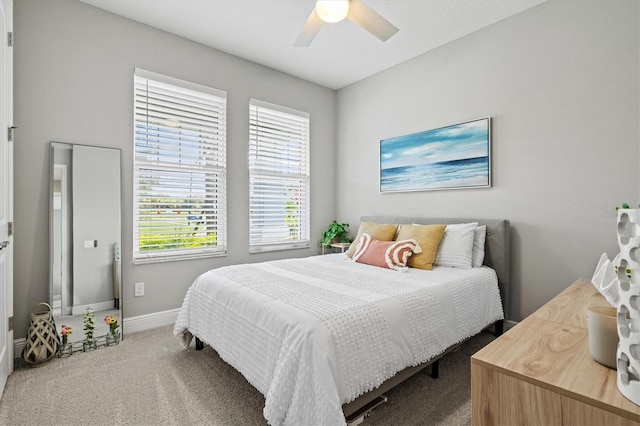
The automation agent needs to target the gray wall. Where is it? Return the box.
[335,0,640,321]
[13,0,337,338]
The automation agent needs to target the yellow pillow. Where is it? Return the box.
[395,224,446,270]
[345,222,398,258]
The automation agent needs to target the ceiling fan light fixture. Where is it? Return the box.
[315,0,350,23]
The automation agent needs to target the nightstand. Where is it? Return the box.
[321,242,351,255]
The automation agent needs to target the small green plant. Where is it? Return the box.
[616,202,640,211]
[320,220,351,246]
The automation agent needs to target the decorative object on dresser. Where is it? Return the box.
[379,117,491,193]
[587,306,618,369]
[591,251,621,306]
[615,206,640,406]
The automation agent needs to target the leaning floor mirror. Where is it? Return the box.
[49,142,122,352]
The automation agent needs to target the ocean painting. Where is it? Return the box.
[380,118,491,192]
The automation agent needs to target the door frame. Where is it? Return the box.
[0,0,14,397]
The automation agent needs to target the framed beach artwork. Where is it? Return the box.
[380,117,491,193]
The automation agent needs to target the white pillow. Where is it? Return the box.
[434,222,478,268]
[472,225,487,268]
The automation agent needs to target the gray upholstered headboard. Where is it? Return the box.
[360,216,511,316]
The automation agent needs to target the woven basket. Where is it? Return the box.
[22,303,60,367]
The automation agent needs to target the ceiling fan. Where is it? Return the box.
[295,0,399,47]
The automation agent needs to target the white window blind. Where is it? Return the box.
[133,68,227,263]
[249,99,310,253]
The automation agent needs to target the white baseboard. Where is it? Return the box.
[13,338,25,360]
[14,308,180,358]
[122,308,179,334]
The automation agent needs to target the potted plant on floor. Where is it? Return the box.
[83,308,96,351]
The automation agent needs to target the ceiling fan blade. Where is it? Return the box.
[294,8,325,47]
[347,0,398,42]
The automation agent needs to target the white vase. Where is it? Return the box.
[615,209,640,406]
[588,306,618,369]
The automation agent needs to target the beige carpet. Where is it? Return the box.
[0,325,494,425]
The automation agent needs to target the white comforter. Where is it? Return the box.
[174,254,503,426]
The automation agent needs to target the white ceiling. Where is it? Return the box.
[79,0,546,90]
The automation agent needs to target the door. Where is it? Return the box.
[0,0,13,398]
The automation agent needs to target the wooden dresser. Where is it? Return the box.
[471,279,640,425]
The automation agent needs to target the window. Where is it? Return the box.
[133,69,226,263]
[249,99,310,253]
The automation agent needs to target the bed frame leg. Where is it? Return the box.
[495,320,504,337]
[345,395,387,426]
[195,337,204,350]
[431,360,439,379]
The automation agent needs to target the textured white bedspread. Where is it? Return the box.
[174,254,503,426]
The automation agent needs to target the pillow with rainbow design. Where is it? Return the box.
[351,233,421,271]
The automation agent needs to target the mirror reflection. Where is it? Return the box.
[50,142,122,346]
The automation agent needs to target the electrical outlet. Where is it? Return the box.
[134,282,144,297]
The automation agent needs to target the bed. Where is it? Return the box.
[174,216,510,426]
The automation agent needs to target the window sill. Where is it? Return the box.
[133,250,227,265]
[249,243,310,254]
